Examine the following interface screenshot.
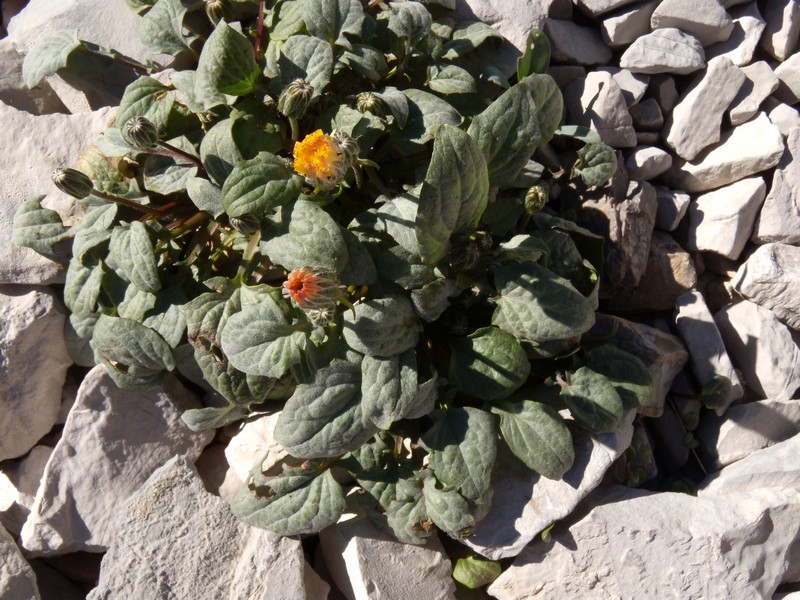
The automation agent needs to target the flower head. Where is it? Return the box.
[282,267,344,311]
[292,130,348,190]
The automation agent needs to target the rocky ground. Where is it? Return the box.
[1,0,800,598]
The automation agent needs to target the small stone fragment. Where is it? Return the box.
[764,98,800,136]
[0,445,52,536]
[596,66,650,107]
[600,0,660,48]
[575,0,641,16]
[728,61,779,126]
[752,127,800,244]
[687,177,767,260]
[194,444,242,503]
[706,1,767,66]
[0,525,39,600]
[620,28,706,75]
[654,185,691,231]
[759,0,800,61]
[565,71,637,147]
[650,0,735,46]
[774,53,800,105]
[544,19,613,66]
[224,413,288,482]
[629,97,664,130]
[624,146,672,180]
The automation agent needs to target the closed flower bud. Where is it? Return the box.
[122,116,159,149]
[52,168,93,199]
[525,183,549,214]
[229,214,260,235]
[282,267,344,311]
[331,130,360,165]
[355,92,385,116]
[277,79,314,119]
[206,0,233,25]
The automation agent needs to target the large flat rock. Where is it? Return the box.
[650,0,734,46]
[0,525,40,600]
[620,28,706,75]
[752,128,800,244]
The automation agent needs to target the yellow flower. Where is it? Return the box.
[292,129,346,190]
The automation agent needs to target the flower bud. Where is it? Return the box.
[277,79,314,120]
[229,214,260,235]
[355,92,385,117]
[52,168,94,199]
[282,267,344,311]
[525,183,549,214]
[206,0,233,25]
[331,130,360,165]
[122,116,159,149]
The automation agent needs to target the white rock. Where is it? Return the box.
[706,1,767,66]
[664,56,746,161]
[575,0,642,16]
[0,38,67,115]
[546,65,587,91]
[595,66,650,107]
[650,0,735,46]
[687,177,767,260]
[0,445,52,536]
[663,112,784,192]
[699,399,800,467]
[649,74,680,113]
[194,444,242,503]
[21,366,213,556]
[28,560,85,600]
[624,146,673,180]
[0,103,113,284]
[715,300,800,399]
[674,291,744,414]
[1,0,26,30]
[225,413,288,482]
[0,525,40,600]
[565,71,636,148]
[489,485,797,600]
[544,19,613,66]
[752,127,800,244]
[728,61,779,126]
[620,28,706,75]
[628,97,663,129]
[654,185,691,230]
[759,0,800,61]
[462,410,635,559]
[600,0,660,48]
[320,514,456,600]
[0,286,70,462]
[87,455,326,600]
[774,52,800,105]
[765,97,800,137]
[732,242,800,330]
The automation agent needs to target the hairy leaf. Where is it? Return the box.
[453,555,502,590]
[583,345,654,411]
[196,21,260,97]
[12,195,71,259]
[342,295,419,357]
[221,153,302,217]
[561,366,624,434]
[275,35,333,98]
[138,0,195,56]
[304,0,365,49]
[22,29,81,88]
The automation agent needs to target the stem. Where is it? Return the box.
[289,117,300,142]
[254,0,266,62]
[76,47,152,75]
[156,141,205,172]
[237,229,263,283]
[91,189,160,216]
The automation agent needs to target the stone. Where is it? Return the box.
[654,185,691,231]
[765,98,800,136]
[715,300,800,400]
[28,560,85,600]
[647,398,692,468]
[628,97,663,130]
[194,444,242,503]
[590,314,689,416]
[546,65,587,91]
[752,128,800,244]
[732,243,800,330]
[620,28,706,75]
[20,366,213,556]
[320,515,456,599]
[600,0,660,48]
[706,2,767,66]
[686,177,767,260]
[462,411,636,560]
[0,38,68,115]
[774,53,800,105]
[0,103,114,285]
[0,524,40,600]
[596,66,650,107]
[759,0,800,61]
[489,485,798,600]
[663,112,784,192]
[544,19,613,66]
[674,291,744,414]
[1,0,26,30]
[565,71,636,148]
[648,74,679,113]
[635,131,659,145]
[0,286,70,462]
[605,231,697,313]
[0,445,53,536]
[87,456,327,600]
[575,0,641,16]
[650,0,735,46]
[728,61,780,126]
[624,146,672,180]
[664,56,746,161]
[225,413,288,482]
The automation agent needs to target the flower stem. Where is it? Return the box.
[254,0,266,62]
[156,141,205,172]
[91,189,160,216]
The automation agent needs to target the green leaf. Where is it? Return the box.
[339,44,388,81]
[261,199,348,273]
[467,75,563,187]
[116,77,172,136]
[303,0,365,49]
[71,203,117,260]
[384,494,432,545]
[517,29,551,79]
[110,222,161,293]
[492,262,595,343]
[138,0,195,56]
[221,153,302,217]
[560,366,624,433]
[64,313,98,367]
[415,124,489,263]
[554,124,602,144]
[494,234,549,264]
[22,29,81,88]
[342,295,419,357]
[118,285,157,321]
[275,359,378,457]
[361,350,433,429]
[492,398,574,479]
[442,21,502,59]
[12,195,71,259]
[231,464,346,535]
[196,21,260,97]
[453,555,502,590]
[181,404,251,432]
[91,314,175,373]
[449,326,530,402]
[221,296,307,379]
[422,474,475,534]
[63,258,104,317]
[275,35,333,98]
[388,1,432,43]
[143,150,197,195]
[401,88,461,145]
[186,176,224,217]
[427,64,477,94]
[583,345,653,411]
[375,87,409,128]
[410,278,459,322]
[269,0,306,41]
[573,142,618,188]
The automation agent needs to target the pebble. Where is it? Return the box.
[624,145,673,180]
[654,185,691,231]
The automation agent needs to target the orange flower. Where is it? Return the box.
[282,267,343,310]
[292,130,346,190]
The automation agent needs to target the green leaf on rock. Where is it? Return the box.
[64,258,104,317]
[583,345,654,411]
[573,142,618,188]
[560,366,624,434]
[91,314,175,376]
[22,30,81,88]
[12,195,71,259]
[453,555,502,590]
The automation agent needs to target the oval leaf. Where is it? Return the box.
[221,153,302,217]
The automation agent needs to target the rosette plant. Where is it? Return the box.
[14,0,652,543]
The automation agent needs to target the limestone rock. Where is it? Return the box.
[0,103,113,284]
[546,65,587,91]
[565,71,636,148]
[729,61,779,126]
[732,242,800,330]
[765,98,800,136]
[663,56,746,161]
[654,185,691,231]
[0,525,40,600]
[663,112,784,192]
[759,0,800,61]
[0,445,52,536]
[194,444,242,503]
[649,74,680,113]
[752,127,800,244]
[575,0,642,16]
[0,38,67,115]
[87,456,326,600]
[544,19,613,66]
[706,1,767,66]
[624,146,672,180]
[462,411,635,560]
[0,286,70,462]
[600,0,660,48]
[21,366,213,556]
[650,0,735,46]
[687,177,767,260]
[774,53,800,105]
[224,413,288,482]
[596,66,650,107]
[674,291,744,414]
[628,97,663,130]
[620,28,706,75]
[320,515,456,599]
